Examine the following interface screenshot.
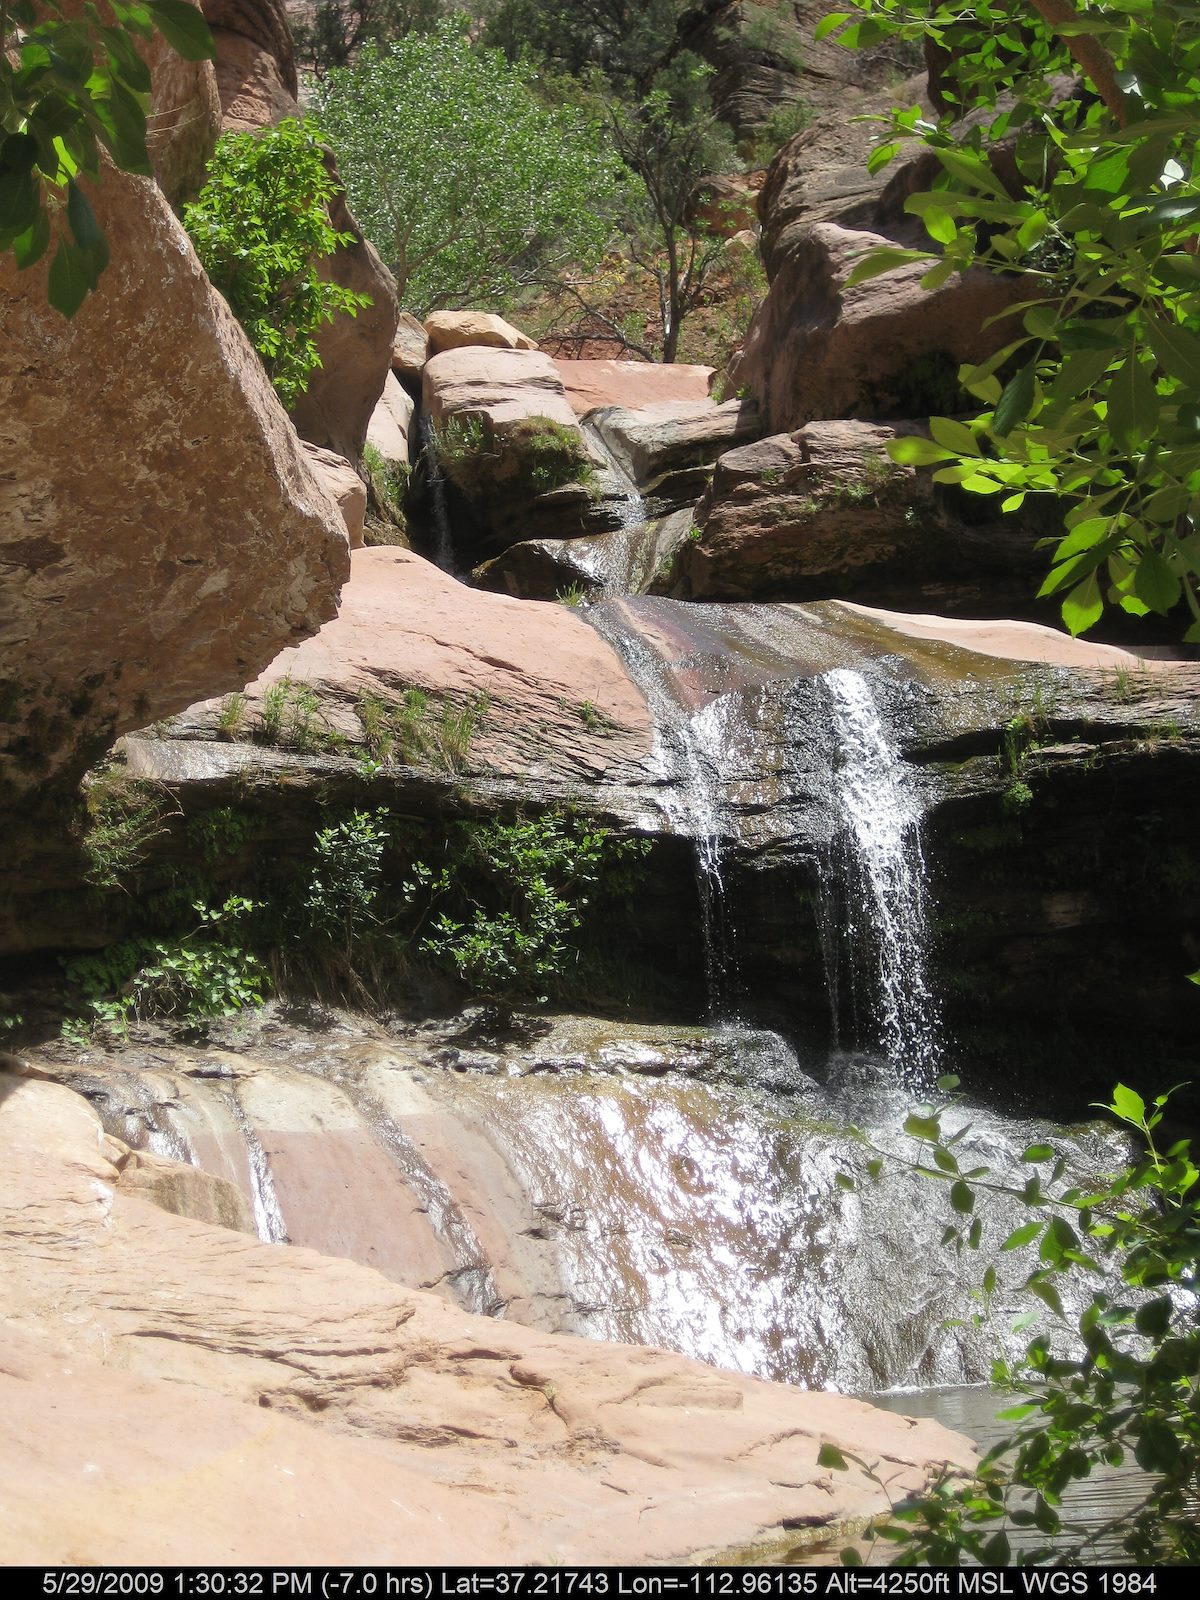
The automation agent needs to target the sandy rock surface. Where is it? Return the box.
[367,371,415,468]
[0,1073,974,1564]
[301,443,367,547]
[423,347,580,432]
[555,360,715,416]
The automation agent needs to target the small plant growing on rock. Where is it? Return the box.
[78,766,176,888]
[217,693,247,741]
[437,414,592,502]
[258,677,342,753]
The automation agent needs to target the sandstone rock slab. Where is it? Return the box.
[301,443,367,548]
[0,166,349,799]
[555,359,715,415]
[589,398,761,498]
[366,371,415,469]
[423,346,580,432]
[676,421,1044,611]
[425,310,538,355]
[0,1073,975,1564]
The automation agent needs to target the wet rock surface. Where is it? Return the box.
[0,1070,974,1564]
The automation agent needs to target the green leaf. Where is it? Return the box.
[993,360,1037,436]
[813,12,851,42]
[817,1443,850,1471]
[1107,354,1159,448]
[12,208,51,270]
[145,0,215,61]
[1022,1143,1054,1163]
[844,246,937,288]
[1144,311,1200,392]
[936,146,1011,200]
[904,1113,941,1141]
[46,236,94,317]
[1133,550,1182,614]
[1061,571,1104,636]
[886,435,954,467]
[929,416,982,457]
[66,178,109,276]
[950,1180,974,1214]
[1108,1083,1147,1125]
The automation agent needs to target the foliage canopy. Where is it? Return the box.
[1,0,214,315]
[182,119,370,407]
[314,20,624,316]
[826,0,1200,637]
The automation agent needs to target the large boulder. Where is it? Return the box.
[731,220,1025,432]
[554,359,714,415]
[0,166,349,803]
[391,310,429,385]
[423,346,579,431]
[424,310,538,355]
[588,397,761,510]
[674,422,1044,610]
[301,443,367,548]
[201,0,299,125]
[365,371,415,470]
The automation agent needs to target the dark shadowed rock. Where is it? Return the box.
[675,422,1044,611]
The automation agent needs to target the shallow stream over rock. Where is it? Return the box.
[28,1012,1128,1399]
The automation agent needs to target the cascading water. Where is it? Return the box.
[417,413,455,573]
[586,608,742,1018]
[820,666,942,1087]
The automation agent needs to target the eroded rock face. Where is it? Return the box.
[142,6,224,203]
[0,1073,973,1563]
[0,167,349,800]
[675,422,1044,611]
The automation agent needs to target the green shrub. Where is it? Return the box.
[418,811,648,1003]
[62,896,267,1038]
[183,119,371,406]
[79,768,174,888]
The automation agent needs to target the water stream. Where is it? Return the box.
[417,413,455,573]
[820,667,942,1087]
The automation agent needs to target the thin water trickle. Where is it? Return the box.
[418,413,455,573]
[821,667,942,1086]
[220,1089,287,1245]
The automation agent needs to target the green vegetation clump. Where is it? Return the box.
[78,767,175,888]
[354,687,485,772]
[436,414,593,502]
[256,677,345,754]
[61,800,652,1033]
[183,119,371,406]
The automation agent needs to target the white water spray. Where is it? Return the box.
[822,667,942,1085]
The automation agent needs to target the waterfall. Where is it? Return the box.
[581,418,648,535]
[417,413,455,573]
[586,609,741,1019]
[820,667,942,1087]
